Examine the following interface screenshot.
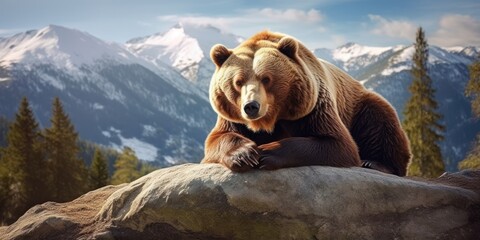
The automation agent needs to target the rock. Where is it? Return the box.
[1,164,479,239]
[0,185,123,240]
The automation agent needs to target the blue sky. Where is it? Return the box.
[1,0,479,48]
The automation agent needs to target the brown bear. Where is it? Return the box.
[201,31,411,176]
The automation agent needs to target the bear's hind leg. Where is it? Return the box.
[350,93,411,176]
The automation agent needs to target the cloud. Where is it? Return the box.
[156,8,329,48]
[157,8,324,31]
[368,14,417,40]
[158,15,235,30]
[245,8,323,23]
[430,14,480,47]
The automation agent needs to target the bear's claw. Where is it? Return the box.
[232,151,257,167]
[224,143,260,171]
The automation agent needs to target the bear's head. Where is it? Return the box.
[209,31,319,132]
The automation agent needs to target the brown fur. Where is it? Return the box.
[202,31,411,176]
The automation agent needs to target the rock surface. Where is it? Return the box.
[1,164,479,240]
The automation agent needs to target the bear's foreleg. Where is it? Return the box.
[258,136,361,170]
[201,129,260,172]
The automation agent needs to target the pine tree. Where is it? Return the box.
[0,162,14,224]
[77,140,119,175]
[402,27,445,178]
[89,147,109,190]
[0,97,49,224]
[111,147,140,185]
[0,116,9,147]
[466,54,480,118]
[0,117,8,216]
[458,136,480,170]
[459,54,480,170]
[44,97,88,202]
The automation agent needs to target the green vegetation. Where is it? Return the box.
[458,135,480,170]
[403,27,445,178]
[465,54,480,118]
[0,98,49,223]
[45,97,88,202]
[459,55,480,170]
[0,117,9,148]
[0,97,157,225]
[89,147,109,190]
[111,147,141,185]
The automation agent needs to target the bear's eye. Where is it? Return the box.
[261,77,271,86]
[234,79,244,87]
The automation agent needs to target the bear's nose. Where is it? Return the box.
[243,100,260,118]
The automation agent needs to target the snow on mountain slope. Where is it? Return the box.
[321,42,403,75]
[126,22,242,94]
[0,25,137,68]
[2,24,478,170]
[0,25,206,100]
[126,23,479,170]
[316,43,478,80]
[0,25,215,165]
[332,42,393,62]
[377,45,475,78]
[445,46,479,58]
[127,24,203,81]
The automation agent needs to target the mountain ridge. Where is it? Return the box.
[313,43,478,171]
[0,24,216,165]
[128,23,478,170]
[0,25,137,67]
[126,22,242,93]
[0,24,479,170]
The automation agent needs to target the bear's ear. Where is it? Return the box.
[278,37,299,60]
[210,44,232,68]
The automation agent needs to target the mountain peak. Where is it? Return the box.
[35,24,88,40]
[44,24,70,32]
[333,42,393,62]
[0,25,136,68]
[126,23,242,83]
[446,46,479,58]
[339,42,359,49]
[176,21,224,35]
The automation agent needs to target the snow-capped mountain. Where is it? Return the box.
[0,25,215,165]
[128,22,479,170]
[1,24,478,171]
[315,43,479,171]
[0,25,138,68]
[126,22,242,95]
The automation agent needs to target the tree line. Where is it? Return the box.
[402,27,480,177]
[0,25,479,225]
[0,97,156,225]
[461,46,480,170]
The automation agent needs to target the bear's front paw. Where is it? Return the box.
[223,142,259,172]
[258,155,285,170]
[258,142,286,170]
